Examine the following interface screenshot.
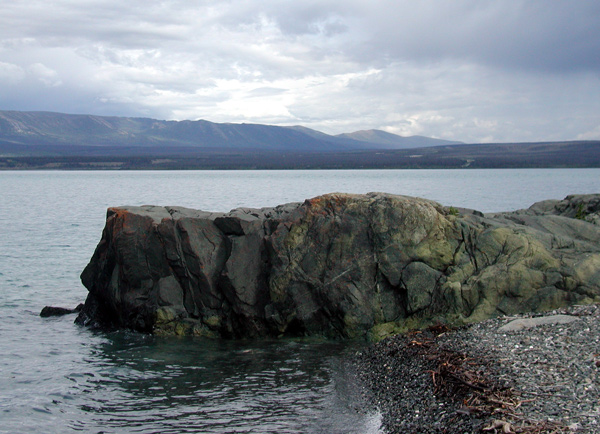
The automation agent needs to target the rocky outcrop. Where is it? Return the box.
[75,193,600,339]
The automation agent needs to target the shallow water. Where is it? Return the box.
[1,169,598,433]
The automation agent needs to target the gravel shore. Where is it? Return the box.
[354,304,600,433]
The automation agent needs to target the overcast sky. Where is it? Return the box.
[1,1,599,142]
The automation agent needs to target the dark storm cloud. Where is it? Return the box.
[258,1,600,73]
[362,1,600,73]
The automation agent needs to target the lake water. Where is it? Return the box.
[1,169,599,433]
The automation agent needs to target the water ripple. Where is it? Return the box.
[3,169,598,433]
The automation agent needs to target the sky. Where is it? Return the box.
[1,0,599,143]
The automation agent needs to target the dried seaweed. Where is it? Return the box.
[404,328,573,433]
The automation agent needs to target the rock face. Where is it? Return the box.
[76,193,600,339]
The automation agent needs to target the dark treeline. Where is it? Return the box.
[1,141,599,170]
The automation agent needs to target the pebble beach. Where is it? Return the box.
[355,304,600,433]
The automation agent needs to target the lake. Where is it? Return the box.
[1,168,599,433]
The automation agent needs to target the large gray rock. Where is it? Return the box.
[75,193,600,339]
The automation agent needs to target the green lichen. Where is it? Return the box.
[575,203,587,220]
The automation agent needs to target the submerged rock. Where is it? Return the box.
[75,193,600,339]
[41,304,83,317]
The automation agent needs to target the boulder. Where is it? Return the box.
[498,314,580,332]
[75,193,600,339]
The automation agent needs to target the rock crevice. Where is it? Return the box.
[76,193,600,339]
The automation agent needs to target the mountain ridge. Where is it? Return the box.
[0,110,460,154]
[2,110,598,170]
[336,129,462,148]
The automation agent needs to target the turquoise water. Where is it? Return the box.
[1,169,599,433]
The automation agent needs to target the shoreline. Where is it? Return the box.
[353,304,600,433]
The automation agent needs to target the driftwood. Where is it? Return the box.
[404,326,572,433]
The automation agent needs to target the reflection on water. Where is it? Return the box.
[63,332,379,434]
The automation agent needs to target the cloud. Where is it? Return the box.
[28,63,63,87]
[0,61,24,83]
[0,0,599,142]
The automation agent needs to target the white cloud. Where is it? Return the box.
[0,61,24,83]
[28,63,63,87]
[578,126,600,141]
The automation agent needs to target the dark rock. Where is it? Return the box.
[75,193,600,339]
[41,303,83,317]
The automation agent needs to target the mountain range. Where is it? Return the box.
[0,110,461,156]
[1,110,598,169]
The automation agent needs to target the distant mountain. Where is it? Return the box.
[336,129,463,149]
[0,110,345,153]
[0,110,460,156]
[284,125,373,148]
